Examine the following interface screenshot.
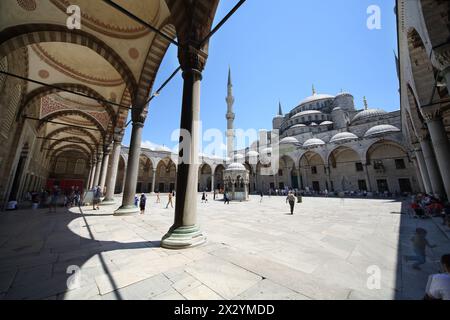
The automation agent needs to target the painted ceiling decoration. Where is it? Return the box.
[31,44,124,87]
[40,95,110,130]
[49,0,161,39]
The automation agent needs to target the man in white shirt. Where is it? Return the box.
[425,254,450,300]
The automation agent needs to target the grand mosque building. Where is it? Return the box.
[116,76,421,197]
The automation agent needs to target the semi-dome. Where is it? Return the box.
[291,110,322,119]
[330,132,359,144]
[303,138,325,148]
[226,163,247,171]
[280,137,299,144]
[320,121,333,126]
[299,93,335,105]
[364,124,400,138]
[352,109,387,123]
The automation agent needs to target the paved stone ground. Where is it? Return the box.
[0,194,449,300]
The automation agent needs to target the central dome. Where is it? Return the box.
[299,93,335,105]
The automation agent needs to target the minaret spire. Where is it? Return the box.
[363,96,368,110]
[226,67,235,160]
[278,101,283,116]
[312,84,316,95]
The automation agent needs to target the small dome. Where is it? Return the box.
[303,138,325,148]
[330,132,359,144]
[332,107,342,112]
[320,121,333,126]
[291,124,307,128]
[310,122,318,126]
[246,150,259,157]
[156,145,171,152]
[352,109,387,123]
[280,137,299,144]
[364,124,400,138]
[234,154,245,160]
[261,147,272,154]
[226,163,247,171]
[291,110,322,119]
[299,93,335,105]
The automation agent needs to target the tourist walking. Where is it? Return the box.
[424,254,450,300]
[139,193,147,215]
[166,192,174,209]
[201,192,208,203]
[156,192,161,203]
[93,186,101,210]
[286,191,296,215]
[224,192,230,205]
[260,191,263,203]
[404,228,437,270]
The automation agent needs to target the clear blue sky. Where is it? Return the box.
[124,0,399,152]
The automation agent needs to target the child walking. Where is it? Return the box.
[404,228,437,270]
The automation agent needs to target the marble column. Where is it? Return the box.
[286,166,292,189]
[99,149,111,192]
[89,160,97,189]
[114,121,144,215]
[414,147,432,194]
[420,137,445,197]
[93,152,103,187]
[296,168,302,190]
[210,173,215,193]
[151,168,156,194]
[162,46,207,249]
[364,164,372,192]
[103,140,122,205]
[424,109,450,199]
[86,163,93,190]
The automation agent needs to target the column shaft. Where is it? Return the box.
[414,149,432,194]
[93,153,103,187]
[421,138,445,196]
[103,142,121,203]
[99,152,110,191]
[151,169,156,193]
[427,118,450,199]
[89,162,97,189]
[115,122,143,215]
[162,67,206,249]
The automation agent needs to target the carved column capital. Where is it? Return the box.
[421,105,442,122]
[432,43,450,71]
[178,44,208,75]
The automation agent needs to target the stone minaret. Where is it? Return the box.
[226,67,235,159]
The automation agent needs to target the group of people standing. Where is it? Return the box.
[135,190,175,215]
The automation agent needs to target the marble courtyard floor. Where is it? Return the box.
[0,195,449,300]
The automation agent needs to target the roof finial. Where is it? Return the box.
[363,96,368,110]
[278,101,283,116]
[312,84,316,95]
[228,66,232,87]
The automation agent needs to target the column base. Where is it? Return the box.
[161,225,207,250]
[101,198,116,206]
[114,205,140,216]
